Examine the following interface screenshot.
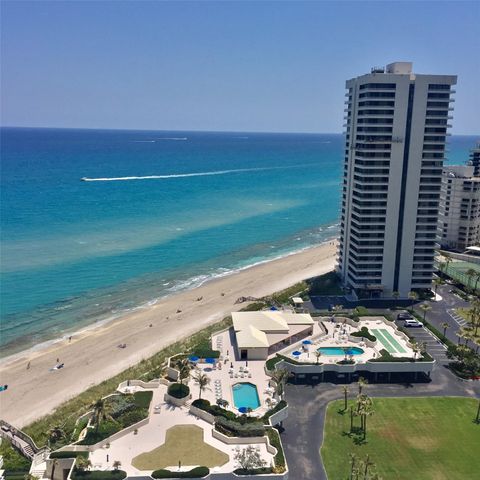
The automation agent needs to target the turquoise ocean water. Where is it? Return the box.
[0,128,476,356]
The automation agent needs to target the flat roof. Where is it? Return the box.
[466,246,480,252]
[292,297,304,304]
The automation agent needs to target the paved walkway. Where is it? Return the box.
[280,365,479,480]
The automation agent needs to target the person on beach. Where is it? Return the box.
[27,361,30,370]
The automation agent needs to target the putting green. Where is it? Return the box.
[132,424,229,470]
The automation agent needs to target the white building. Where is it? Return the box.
[439,165,480,251]
[468,142,480,177]
[338,62,456,298]
[232,311,314,360]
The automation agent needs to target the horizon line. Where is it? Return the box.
[1,125,479,137]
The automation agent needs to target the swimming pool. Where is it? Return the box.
[232,382,261,410]
[317,346,364,356]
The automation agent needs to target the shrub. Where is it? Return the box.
[215,417,265,437]
[0,440,31,471]
[50,451,89,459]
[262,400,288,424]
[152,466,209,478]
[271,281,308,304]
[351,327,376,342]
[77,420,120,445]
[192,399,247,421]
[234,467,273,475]
[241,302,267,311]
[353,306,370,316]
[266,428,286,473]
[265,356,283,371]
[167,383,190,399]
[71,470,127,480]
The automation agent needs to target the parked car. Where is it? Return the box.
[397,312,414,320]
[404,318,423,328]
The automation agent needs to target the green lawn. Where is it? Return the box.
[132,425,229,470]
[321,397,480,480]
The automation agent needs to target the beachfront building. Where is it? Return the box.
[439,165,480,251]
[232,311,314,360]
[338,62,457,298]
[468,142,480,177]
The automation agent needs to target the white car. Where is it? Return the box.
[404,319,423,328]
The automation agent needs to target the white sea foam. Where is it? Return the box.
[157,137,188,141]
[132,140,156,143]
[81,163,316,182]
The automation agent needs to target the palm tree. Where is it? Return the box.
[192,368,210,399]
[75,456,92,472]
[441,322,450,338]
[90,398,111,432]
[356,394,374,440]
[443,252,452,274]
[392,291,400,309]
[342,386,349,411]
[112,461,122,471]
[314,350,322,365]
[473,271,480,292]
[177,358,191,386]
[357,376,368,395]
[408,291,418,311]
[476,399,480,424]
[466,268,477,291]
[47,425,65,446]
[271,368,290,399]
[419,303,432,322]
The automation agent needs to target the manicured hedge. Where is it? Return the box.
[351,327,376,342]
[369,349,434,363]
[191,399,237,421]
[234,467,273,475]
[215,416,265,437]
[50,451,89,459]
[71,470,127,480]
[152,466,209,478]
[190,339,220,359]
[167,383,190,399]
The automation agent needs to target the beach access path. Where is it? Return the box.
[0,242,337,428]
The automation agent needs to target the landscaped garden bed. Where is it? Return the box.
[71,470,127,480]
[77,391,153,445]
[167,383,190,399]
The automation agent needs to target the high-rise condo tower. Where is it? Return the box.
[338,62,457,298]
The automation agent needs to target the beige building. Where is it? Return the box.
[439,165,480,251]
[232,311,314,360]
[338,62,456,298]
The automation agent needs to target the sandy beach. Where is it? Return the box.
[0,242,336,428]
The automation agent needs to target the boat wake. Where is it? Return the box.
[81,164,316,182]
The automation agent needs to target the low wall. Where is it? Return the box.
[212,430,267,446]
[117,379,161,390]
[267,405,288,426]
[189,405,215,424]
[276,358,434,375]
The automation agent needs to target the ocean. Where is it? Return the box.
[0,128,476,356]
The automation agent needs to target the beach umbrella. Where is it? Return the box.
[292,351,302,356]
[238,407,248,414]
[230,362,233,368]
[302,340,312,345]
[270,306,278,311]
[189,355,199,362]
[205,357,215,364]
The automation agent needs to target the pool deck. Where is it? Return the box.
[188,329,276,415]
[275,316,415,363]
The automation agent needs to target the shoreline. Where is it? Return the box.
[0,236,337,362]
[0,240,337,427]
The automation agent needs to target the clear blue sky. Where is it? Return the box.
[1,0,479,134]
